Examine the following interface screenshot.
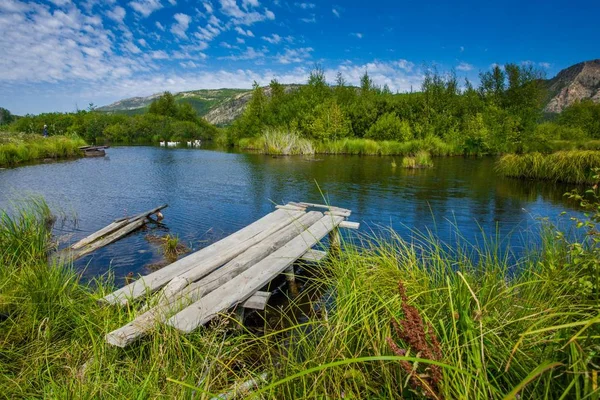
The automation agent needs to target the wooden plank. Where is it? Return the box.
[167,214,344,333]
[300,249,327,262]
[105,211,322,347]
[275,204,305,211]
[101,208,305,306]
[70,220,130,250]
[325,210,352,218]
[154,210,313,304]
[339,221,360,230]
[127,204,168,223]
[298,202,351,214]
[71,218,147,260]
[242,291,271,310]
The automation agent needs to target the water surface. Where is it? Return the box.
[0,146,580,282]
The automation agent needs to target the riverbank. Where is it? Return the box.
[1,198,598,398]
[496,150,600,184]
[0,132,87,167]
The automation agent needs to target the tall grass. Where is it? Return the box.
[0,199,598,398]
[0,131,87,167]
[402,150,434,168]
[238,133,460,157]
[496,150,600,184]
[239,130,314,155]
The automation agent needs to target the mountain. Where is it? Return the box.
[97,88,252,125]
[544,59,600,113]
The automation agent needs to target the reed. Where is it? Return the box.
[0,131,87,167]
[0,198,598,399]
[402,150,434,169]
[496,150,600,184]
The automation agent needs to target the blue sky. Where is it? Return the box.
[0,0,598,115]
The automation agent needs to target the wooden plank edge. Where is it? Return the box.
[242,291,271,310]
[339,221,360,230]
[300,249,327,262]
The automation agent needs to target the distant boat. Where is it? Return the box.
[79,145,109,157]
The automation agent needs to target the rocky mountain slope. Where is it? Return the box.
[544,59,600,113]
[97,88,251,125]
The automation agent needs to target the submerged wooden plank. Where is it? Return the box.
[70,220,130,250]
[242,291,271,310]
[71,218,147,260]
[105,211,322,347]
[298,202,351,214]
[167,214,344,333]
[300,249,327,262]
[101,208,305,306]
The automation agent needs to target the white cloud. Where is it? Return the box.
[168,0,176,5]
[459,46,464,52]
[277,47,313,64]
[294,2,315,9]
[456,62,473,71]
[195,24,221,41]
[300,14,315,23]
[128,0,163,17]
[234,26,254,37]
[155,21,165,31]
[539,62,551,69]
[106,6,126,23]
[151,50,169,59]
[350,32,362,39]
[236,37,245,44]
[219,0,275,25]
[262,33,281,44]
[219,46,267,60]
[203,1,213,13]
[242,0,259,8]
[332,7,340,17]
[138,38,148,47]
[171,13,191,39]
[180,60,198,68]
[220,41,235,49]
[397,59,414,72]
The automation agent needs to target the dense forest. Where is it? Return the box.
[1,65,600,154]
[1,93,217,144]
[230,64,600,155]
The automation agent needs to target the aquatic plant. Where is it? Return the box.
[496,150,600,183]
[402,151,434,169]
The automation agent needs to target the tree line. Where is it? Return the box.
[229,65,600,155]
[1,93,217,144]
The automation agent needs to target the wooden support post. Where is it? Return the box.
[284,265,295,282]
[329,227,341,255]
[234,306,245,328]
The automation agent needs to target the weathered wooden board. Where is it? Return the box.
[167,214,344,333]
[242,291,271,310]
[105,211,322,347]
[339,221,360,230]
[70,220,130,250]
[101,208,305,306]
[300,249,327,262]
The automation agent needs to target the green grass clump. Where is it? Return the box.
[402,151,434,169]
[0,131,87,167]
[1,197,599,399]
[239,130,314,155]
[496,150,600,183]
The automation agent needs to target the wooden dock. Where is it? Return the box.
[103,202,359,348]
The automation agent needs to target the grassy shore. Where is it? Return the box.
[238,130,460,157]
[0,132,87,167]
[496,150,600,184]
[0,198,599,398]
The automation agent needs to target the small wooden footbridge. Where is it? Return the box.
[92,202,359,348]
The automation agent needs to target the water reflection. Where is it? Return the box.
[0,146,582,281]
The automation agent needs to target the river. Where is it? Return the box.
[0,146,581,282]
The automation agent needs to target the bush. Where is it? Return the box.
[366,112,412,141]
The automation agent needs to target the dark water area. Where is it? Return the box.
[0,146,582,284]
